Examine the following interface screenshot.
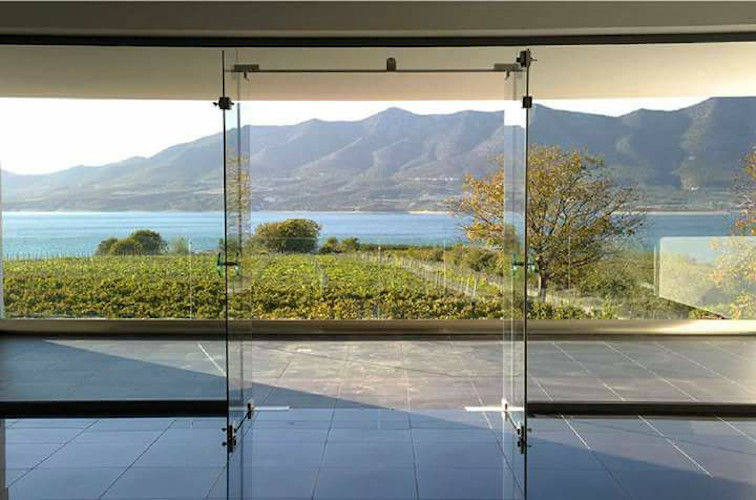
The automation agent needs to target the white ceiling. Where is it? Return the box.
[0,2,754,38]
[0,42,754,101]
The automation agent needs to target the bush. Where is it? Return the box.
[319,237,360,254]
[109,238,144,256]
[95,237,119,256]
[319,237,341,254]
[95,230,167,256]
[528,301,591,319]
[130,230,168,255]
[251,219,321,253]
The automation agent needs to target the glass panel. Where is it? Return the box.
[0,47,226,403]
[499,53,529,498]
[223,49,253,500]
[218,46,530,499]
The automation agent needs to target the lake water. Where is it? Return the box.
[1,210,738,258]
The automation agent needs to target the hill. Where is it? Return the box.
[3,97,754,211]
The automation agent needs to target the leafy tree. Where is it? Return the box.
[734,148,755,236]
[711,149,756,318]
[94,230,167,256]
[251,219,321,253]
[95,237,119,256]
[109,238,144,256]
[454,145,643,300]
[129,230,167,255]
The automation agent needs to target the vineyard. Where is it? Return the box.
[3,254,507,319]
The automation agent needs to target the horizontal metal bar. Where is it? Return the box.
[0,319,753,338]
[1,32,756,48]
[0,399,226,418]
[229,67,520,74]
[529,401,756,418]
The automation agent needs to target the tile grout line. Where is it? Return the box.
[308,406,337,500]
[637,416,712,477]
[6,418,98,488]
[399,341,422,500]
[652,341,756,397]
[717,417,756,444]
[560,416,633,499]
[601,342,699,402]
[703,340,752,363]
[97,418,178,499]
[552,342,626,402]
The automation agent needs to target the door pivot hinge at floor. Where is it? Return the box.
[516,422,529,454]
[222,425,237,452]
[214,96,234,110]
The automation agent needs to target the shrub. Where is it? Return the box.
[251,219,321,253]
[95,237,119,256]
[129,230,168,255]
[109,238,144,256]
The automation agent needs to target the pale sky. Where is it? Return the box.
[0,97,706,175]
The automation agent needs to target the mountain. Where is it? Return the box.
[3,97,755,211]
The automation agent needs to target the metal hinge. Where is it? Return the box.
[517,49,533,69]
[516,422,528,454]
[214,96,233,111]
[222,425,237,452]
[522,96,533,109]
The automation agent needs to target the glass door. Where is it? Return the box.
[501,49,531,498]
[221,49,253,500]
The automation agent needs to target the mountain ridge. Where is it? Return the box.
[3,97,754,211]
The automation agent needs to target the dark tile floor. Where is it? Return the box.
[2,337,755,404]
[3,415,756,499]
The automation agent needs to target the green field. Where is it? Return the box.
[3,254,506,319]
[4,250,718,320]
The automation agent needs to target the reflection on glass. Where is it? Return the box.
[658,236,756,319]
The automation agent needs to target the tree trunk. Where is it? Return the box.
[538,273,548,302]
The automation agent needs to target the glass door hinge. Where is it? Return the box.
[522,96,533,109]
[214,96,234,110]
[222,425,237,452]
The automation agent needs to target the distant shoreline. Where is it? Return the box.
[0,209,738,215]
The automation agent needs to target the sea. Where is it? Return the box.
[1,210,740,259]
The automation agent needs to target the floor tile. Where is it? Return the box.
[323,441,415,467]
[7,467,124,499]
[240,466,319,498]
[246,427,329,443]
[39,441,152,468]
[612,469,750,500]
[102,465,223,499]
[412,428,497,443]
[4,443,63,468]
[527,468,628,500]
[414,441,503,468]
[72,430,162,445]
[417,467,518,500]
[3,468,31,487]
[244,441,325,467]
[11,418,96,429]
[6,427,82,444]
[328,428,412,442]
[87,418,176,431]
[314,467,416,499]
[133,440,226,467]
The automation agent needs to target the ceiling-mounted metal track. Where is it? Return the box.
[229,59,523,76]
